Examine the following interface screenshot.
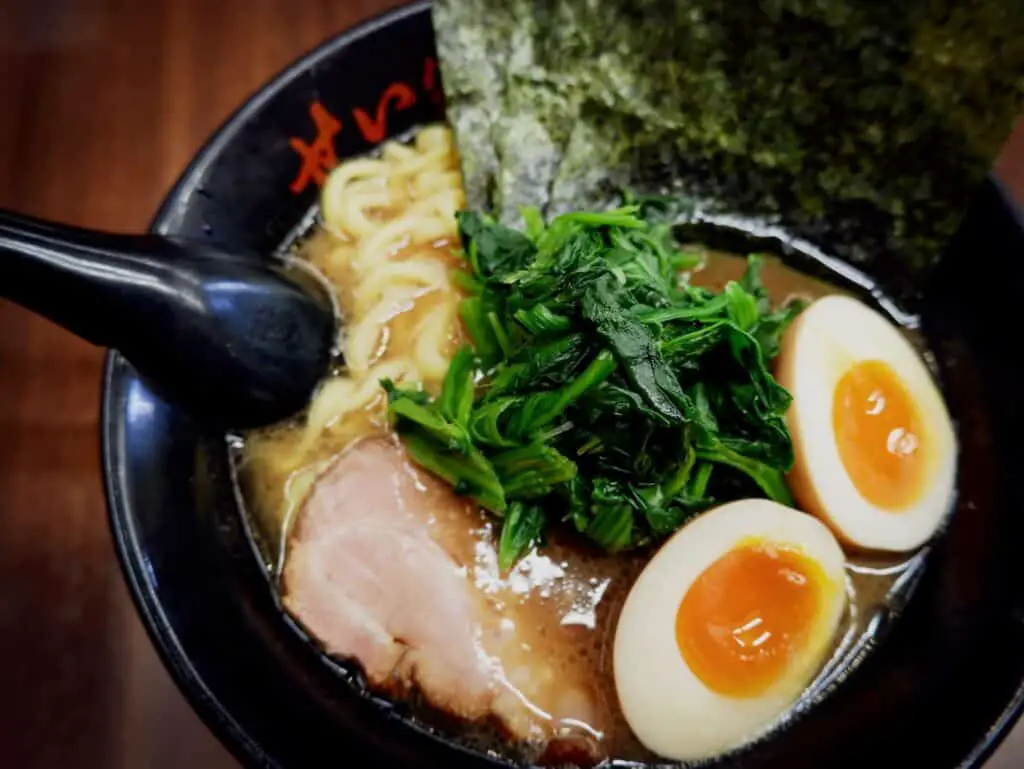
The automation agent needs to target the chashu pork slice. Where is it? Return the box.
[282,437,599,745]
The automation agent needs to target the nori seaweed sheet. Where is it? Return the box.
[433,0,1024,303]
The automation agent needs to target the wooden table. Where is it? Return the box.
[0,2,1021,767]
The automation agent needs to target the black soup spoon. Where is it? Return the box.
[0,210,337,429]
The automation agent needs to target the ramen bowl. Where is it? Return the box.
[102,3,1024,768]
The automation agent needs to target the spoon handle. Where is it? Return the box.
[0,209,169,348]
[0,208,336,428]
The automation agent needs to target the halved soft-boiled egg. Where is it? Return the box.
[776,295,957,551]
[614,500,846,761]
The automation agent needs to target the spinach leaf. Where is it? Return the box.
[493,442,577,499]
[401,431,507,514]
[383,380,473,454]
[438,346,477,426]
[498,502,546,570]
[585,479,635,552]
[457,211,536,281]
[582,276,690,425]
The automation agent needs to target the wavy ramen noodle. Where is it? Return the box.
[242,126,465,566]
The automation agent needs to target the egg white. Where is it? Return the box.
[777,295,957,551]
[613,500,847,761]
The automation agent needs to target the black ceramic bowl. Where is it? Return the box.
[102,3,1024,768]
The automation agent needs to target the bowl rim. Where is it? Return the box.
[100,2,1024,767]
[101,3,431,768]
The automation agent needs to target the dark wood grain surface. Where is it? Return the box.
[0,2,1020,767]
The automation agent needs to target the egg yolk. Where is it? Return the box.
[833,360,925,510]
[675,541,826,698]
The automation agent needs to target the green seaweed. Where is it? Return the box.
[434,0,1024,303]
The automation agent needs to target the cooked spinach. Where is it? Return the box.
[383,203,803,568]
